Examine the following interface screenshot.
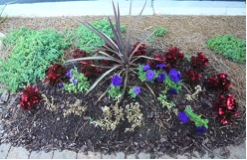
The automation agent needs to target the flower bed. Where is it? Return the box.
[0,3,245,158]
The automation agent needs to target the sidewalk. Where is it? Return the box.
[0,142,246,159]
[0,0,246,17]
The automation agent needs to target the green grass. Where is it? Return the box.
[207,35,246,63]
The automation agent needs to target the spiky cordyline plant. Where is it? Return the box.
[67,0,155,98]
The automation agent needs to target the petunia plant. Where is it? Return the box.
[178,105,209,135]
[62,68,90,93]
[128,86,141,98]
[108,74,123,99]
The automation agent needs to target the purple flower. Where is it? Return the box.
[133,86,141,95]
[142,64,150,71]
[146,70,155,81]
[111,75,123,87]
[169,68,181,83]
[156,64,167,69]
[66,69,73,78]
[58,82,63,88]
[157,72,166,82]
[72,79,78,85]
[178,111,190,123]
[196,126,207,135]
[168,89,178,95]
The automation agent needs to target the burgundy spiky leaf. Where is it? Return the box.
[214,94,239,125]
[19,85,41,110]
[45,64,67,86]
[165,47,184,67]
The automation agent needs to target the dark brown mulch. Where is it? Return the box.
[0,47,245,158]
[0,16,245,158]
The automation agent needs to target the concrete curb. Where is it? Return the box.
[0,0,245,17]
[0,142,246,159]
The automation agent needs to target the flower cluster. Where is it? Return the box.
[45,64,66,86]
[207,73,232,91]
[132,42,147,56]
[185,69,202,84]
[71,49,102,78]
[165,47,184,67]
[214,94,239,125]
[191,52,209,70]
[19,85,41,110]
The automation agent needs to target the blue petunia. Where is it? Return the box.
[111,75,123,87]
[157,72,166,82]
[142,64,151,71]
[133,86,141,95]
[146,70,155,81]
[58,82,63,88]
[168,88,178,95]
[66,69,73,78]
[178,111,190,123]
[72,79,78,85]
[169,68,181,83]
[196,126,207,135]
[156,64,167,69]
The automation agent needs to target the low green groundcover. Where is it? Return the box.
[207,34,246,63]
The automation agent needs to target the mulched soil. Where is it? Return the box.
[0,16,246,158]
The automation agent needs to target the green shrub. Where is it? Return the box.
[153,27,168,37]
[74,19,126,53]
[207,35,246,63]
[0,27,70,92]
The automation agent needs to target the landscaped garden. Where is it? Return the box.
[0,2,246,158]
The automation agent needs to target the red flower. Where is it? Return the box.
[165,47,184,67]
[131,42,147,56]
[191,52,209,70]
[214,94,239,125]
[185,69,202,84]
[207,72,231,91]
[19,85,41,110]
[45,64,66,86]
[71,49,102,78]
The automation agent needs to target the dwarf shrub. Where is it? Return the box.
[0,27,70,92]
[207,35,246,63]
[74,19,126,53]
